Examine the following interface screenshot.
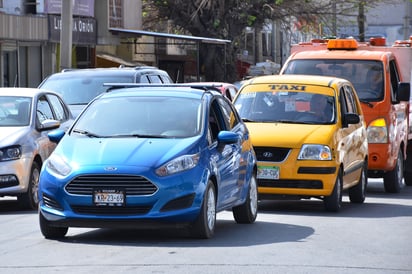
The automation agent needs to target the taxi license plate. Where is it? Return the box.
[257,166,279,180]
[93,190,124,206]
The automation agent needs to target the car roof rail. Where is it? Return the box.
[103,83,223,92]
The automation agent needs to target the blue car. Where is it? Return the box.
[38,84,258,239]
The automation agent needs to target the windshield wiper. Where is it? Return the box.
[359,100,374,108]
[72,129,104,138]
[112,133,168,138]
[242,118,257,122]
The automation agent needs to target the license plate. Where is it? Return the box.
[93,190,125,206]
[257,166,279,180]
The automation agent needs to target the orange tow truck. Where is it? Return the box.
[280,37,411,192]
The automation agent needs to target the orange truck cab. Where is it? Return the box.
[280,37,411,193]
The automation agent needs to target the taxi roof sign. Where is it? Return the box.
[327,39,358,50]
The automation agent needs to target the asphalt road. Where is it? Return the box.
[0,179,411,274]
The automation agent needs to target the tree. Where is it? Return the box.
[142,0,398,82]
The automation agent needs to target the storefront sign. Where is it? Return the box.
[38,0,94,17]
[48,15,96,45]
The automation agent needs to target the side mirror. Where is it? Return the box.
[38,119,60,131]
[48,129,66,143]
[217,131,240,151]
[396,82,410,102]
[343,113,360,127]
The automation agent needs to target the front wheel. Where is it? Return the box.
[383,151,403,193]
[18,162,40,210]
[324,168,343,212]
[348,162,367,203]
[191,181,216,239]
[233,173,258,224]
[39,212,68,239]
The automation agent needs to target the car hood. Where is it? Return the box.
[55,136,200,168]
[245,122,335,148]
[0,126,30,145]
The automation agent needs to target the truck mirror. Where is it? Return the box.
[396,82,411,102]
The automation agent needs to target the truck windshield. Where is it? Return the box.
[283,60,384,102]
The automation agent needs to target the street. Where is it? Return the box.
[0,179,411,274]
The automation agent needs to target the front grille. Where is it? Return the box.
[254,147,290,162]
[65,175,157,195]
[71,205,152,215]
[258,179,323,189]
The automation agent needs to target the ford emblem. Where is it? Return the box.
[104,166,117,171]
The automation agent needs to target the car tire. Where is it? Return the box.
[348,161,367,203]
[404,171,412,186]
[192,181,216,239]
[324,168,343,212]
[383,151,403,193]
[17,161,40,210]
[233,173,258,224]
[39,212,68,239]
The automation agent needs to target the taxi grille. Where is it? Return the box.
[254,146,290,162]
[65,175,157,195]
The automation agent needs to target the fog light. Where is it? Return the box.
[0,175,19,188]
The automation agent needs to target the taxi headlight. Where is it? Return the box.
[298,144,332,160]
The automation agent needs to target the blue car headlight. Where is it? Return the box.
[156,153,200,176]
[0,145,21,161]
[46,154,72,176]
[298,144,332,160]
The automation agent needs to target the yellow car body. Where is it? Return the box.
[233,75,368,211]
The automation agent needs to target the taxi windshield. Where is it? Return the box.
[234,90,335,124]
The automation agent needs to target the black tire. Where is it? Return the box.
[192,181,216,239]
[324,168,343,212]
[233,173,258,224]
[39,212,68,239]
[405,171,412,186]
[17,161,40,210]
[348,162,367,203]
[383,151,403,193]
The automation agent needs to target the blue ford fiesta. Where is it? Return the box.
[38,84,258,239]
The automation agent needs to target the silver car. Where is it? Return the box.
[0,88,73,209]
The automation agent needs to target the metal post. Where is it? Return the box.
[60,0,73,70]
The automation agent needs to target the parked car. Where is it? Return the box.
[186,82,238,101]
[38,83,258,239]
[0,88,73,209]
[38,66,173,117]
[233,75,368,212]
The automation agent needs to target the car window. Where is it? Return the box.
[46,94,68,121]
[73,96,201,138]
[148,75,162,83]
[343,85,359,114]
[217,97,240,130]
[0,96,31,126]
[37,96,55,123]
[40,75,134,104]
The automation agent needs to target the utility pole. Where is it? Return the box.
[60,0,73,70]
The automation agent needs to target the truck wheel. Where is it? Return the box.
[349,162,367,203]
[383,151,403,193]
[324,168,343,212]
[404,171,412,186]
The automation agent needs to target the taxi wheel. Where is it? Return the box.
[383,151,403,193]
[39,212,68,239]
[233,173,258,224]
[18,161,40,210]
[348,162,367,203]
[192,181,216,239]
[324,168,343,212]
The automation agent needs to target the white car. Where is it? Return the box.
[0,88,73,209]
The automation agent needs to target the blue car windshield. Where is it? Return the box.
[72,96,202,138]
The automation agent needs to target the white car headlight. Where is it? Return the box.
[46,154,72,176]
[298,144,332,160]
[156,153,200,176]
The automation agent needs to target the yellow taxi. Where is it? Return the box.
[233,75,368,211]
